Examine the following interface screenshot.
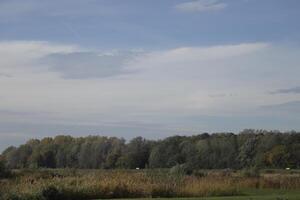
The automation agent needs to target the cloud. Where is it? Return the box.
[270,86,300,94]
[0,40,296,118]
[41,51,141,79]
[261,101,300,113]
[0,40,141,79]
[0,40,300,151]
[209,93,235,98]
[133,43,268,65]
[175,0,227,13]
[0,73,13,78]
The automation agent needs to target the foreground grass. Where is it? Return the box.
[113,190,300,200]
[0,169,300,200]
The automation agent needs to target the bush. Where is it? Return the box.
[0,160,11,178]
[241,167,260,178]
[42,186,63,200]
[0,193,22,200]
[2,169,300,199]
[0,193,42,200]
[151,186,176,198]
[169,164,192,176]
[264,169,275,174]
[192,170,207,177]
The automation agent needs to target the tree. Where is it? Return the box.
[41,150,56,168]
[104,138,125,168]
[265,145,289,168]
[0,156,10,178]
[149,136,185,168]
[179,140,200,170]
[1,131,299,170]
[148,144,166,168]
[238,136,259,168]
[117,137,150,169]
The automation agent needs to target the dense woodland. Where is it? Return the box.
[1,129,300,170]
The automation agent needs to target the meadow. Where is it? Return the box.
[0,169,299,200]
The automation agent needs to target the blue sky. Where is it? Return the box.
[0,0,300,151]
[1,0,300,48]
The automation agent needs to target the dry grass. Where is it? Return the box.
[0,169,299,200]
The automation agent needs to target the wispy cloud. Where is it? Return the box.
[175,0,227,13]
[208,93,235,98]
[41,51,141,79]
[0,73,13,78]
[270,86,300,94]
[261,101,300,113]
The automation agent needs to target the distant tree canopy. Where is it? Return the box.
[1,130,299,170]
[0,156,10,178]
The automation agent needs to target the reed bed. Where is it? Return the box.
[0,169,299,200]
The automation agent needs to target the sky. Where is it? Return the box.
[0,0,300,151]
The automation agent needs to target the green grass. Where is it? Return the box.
[106,189,300,200]
[195,191,300,200]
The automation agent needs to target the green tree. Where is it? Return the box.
[117,137,150,168]
[265,145,289,168]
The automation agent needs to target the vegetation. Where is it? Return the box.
[1,130,299,199]
[0,169,299,200]
[0,158,10,178]
[1,130,299,170]
[122,190,300,200]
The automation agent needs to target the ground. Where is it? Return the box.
[105,190,300,200]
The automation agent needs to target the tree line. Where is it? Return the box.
[1,129,299,170]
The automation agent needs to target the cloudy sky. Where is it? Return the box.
[0,0,300,151]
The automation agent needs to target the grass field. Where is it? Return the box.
[114,190,300,200]
[1,169,299,200]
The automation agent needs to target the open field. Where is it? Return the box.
[115,193,300,200]
[120,193,300,200]
[117,189,300,200]
[1,169,300,200]
[107,189,300,200]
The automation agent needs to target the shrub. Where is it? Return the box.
[42,186,62,200]
[2,169,300,199]
[151,186,176,198]
[264,169,275,174]
[0,160,11,178]
[0,193,22,200]
[0,193,42,200]
[169,164,192,176]
[192,170,207,177]
[241,167,260,178]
